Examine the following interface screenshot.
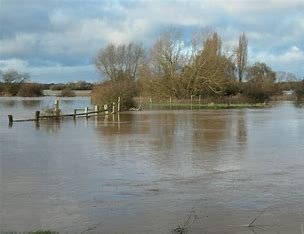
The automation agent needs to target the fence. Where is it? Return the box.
[8,97,121,124]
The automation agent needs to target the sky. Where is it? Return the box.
[0,0,303,83]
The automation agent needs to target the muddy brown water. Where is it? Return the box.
[0,97,304,233]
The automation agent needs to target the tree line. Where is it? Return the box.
[0,69,93,97]
[1,29,303,103]
[93,29,300,109]
[0,70,43,97]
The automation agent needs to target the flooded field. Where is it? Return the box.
[0,97,304,233]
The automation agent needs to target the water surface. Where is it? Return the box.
[0,98,304,233]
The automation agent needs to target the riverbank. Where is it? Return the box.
[134,96,271,110]
[0,90,92,97]
[141,102,270,110]
[43,90,91,97]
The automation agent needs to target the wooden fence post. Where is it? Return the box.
[54,100,59,110]
[149,97,152,110]
[8,115,13,123]
[104,104,108,115]
[94,105,99,115]
[112,102,115,113]
[85,107,89,118]
[54,99,60,116]
[117,112,120,130]
[190,95,193,109]
[117,97,121,112]
[199,95,201,108]
[35,111,40,121]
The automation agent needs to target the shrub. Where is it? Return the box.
[50,83,65,90]
[57,88,76,97]
[92,78,137,110]
[294,80,304,101]
[3,83,22,96]
[69,81,92,90]
[17,83,43,97]
[0,83,4,95]
[223,82,241,96]
[0,69,29,96]
[50,81,93,91]
[242,82,272,102]
[29,231,58,234]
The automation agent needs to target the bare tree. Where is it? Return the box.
[95,42,144,81]
[243,62,277,102]
[202,32,222,57]
[150,28,184,97]
[236,32,248,82]
[0,69,29,95]
[142,30,236,98]
[0,69,29,84]
[181,32,235,96]
[246,62,276,83]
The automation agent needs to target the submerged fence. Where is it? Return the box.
[136,95,268,110]
[8,97,121,124]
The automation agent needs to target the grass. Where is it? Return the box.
[56,88,76,97]
[2,231,58,234]
[29,231,58,234]
[135,96,271,110]
[141,102,270,110]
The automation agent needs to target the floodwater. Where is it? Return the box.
[0,97,304,233]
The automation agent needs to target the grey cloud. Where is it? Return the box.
[0,0,303,81]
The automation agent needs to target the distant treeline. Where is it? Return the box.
[91,28,304,109]
[46,81,93,90]
[0,70,93,97]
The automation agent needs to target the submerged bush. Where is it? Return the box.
[17,83,43,97]
[2,83,22,96]
[294,80,304,101]
[29,231,58,234]
[0,83,4,95]
[241,82,274,102]
[57,88,76,97]
[92,78,137,110]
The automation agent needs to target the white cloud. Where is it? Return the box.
[0,58,93,75]
[213,0,304,12]
[252,46,304,77]
[279,46,304,62]
[49,9,77,31]
[0,34,37,55]
[255,46,304,63]
[0,58,29,71]
[0,58,100,82]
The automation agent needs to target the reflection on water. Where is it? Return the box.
[192,112,232,152]
[236,111,247,143]
[1,99,304,233]
[59,99,75,104]
[21,100,41,108]
[96,113,135,135]
[293,101,304,108]
[35,119,61,134]
[1,99,16,107]
[105,111,248,153]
